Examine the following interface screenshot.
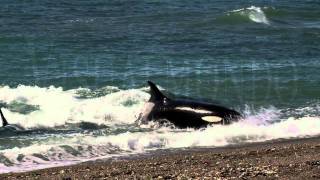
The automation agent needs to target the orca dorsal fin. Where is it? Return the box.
[147,81,168,102]
[0,108,9,127]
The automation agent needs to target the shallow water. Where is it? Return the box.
[0,0,319,173]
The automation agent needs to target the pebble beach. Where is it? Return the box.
[1,137,319,179]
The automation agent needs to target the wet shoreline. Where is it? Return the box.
[1,136,319,179]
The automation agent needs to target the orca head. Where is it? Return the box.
[0,108,9,127]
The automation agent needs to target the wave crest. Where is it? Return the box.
[218,6,270,25]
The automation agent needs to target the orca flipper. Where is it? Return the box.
[147,81,168,102]
[0,108,9,127]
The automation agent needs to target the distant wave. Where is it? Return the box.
[217,6,271,25]
[230,6,269,24]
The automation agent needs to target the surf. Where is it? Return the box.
[0,85,319,173]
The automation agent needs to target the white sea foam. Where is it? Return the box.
[0,85,149,128]
[1,114,319,173]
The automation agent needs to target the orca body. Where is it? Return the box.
[138,81,242,128]
[0,108,24,131]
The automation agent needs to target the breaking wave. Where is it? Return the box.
[0,85,319,173]
[218,6,271,25]
[0,85,149,129]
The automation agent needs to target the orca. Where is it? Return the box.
[138,81,242,128]
[0,108,24,131]
[0,108,9,127]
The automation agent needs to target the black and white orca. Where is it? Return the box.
[0,108,9,127]
[0,108,24,131]
[138,81,242,128]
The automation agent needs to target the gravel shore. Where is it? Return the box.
[1,137,320,179]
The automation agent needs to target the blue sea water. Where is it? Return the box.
[0,0,319,173]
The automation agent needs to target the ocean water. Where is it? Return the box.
[0,0,320,173]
